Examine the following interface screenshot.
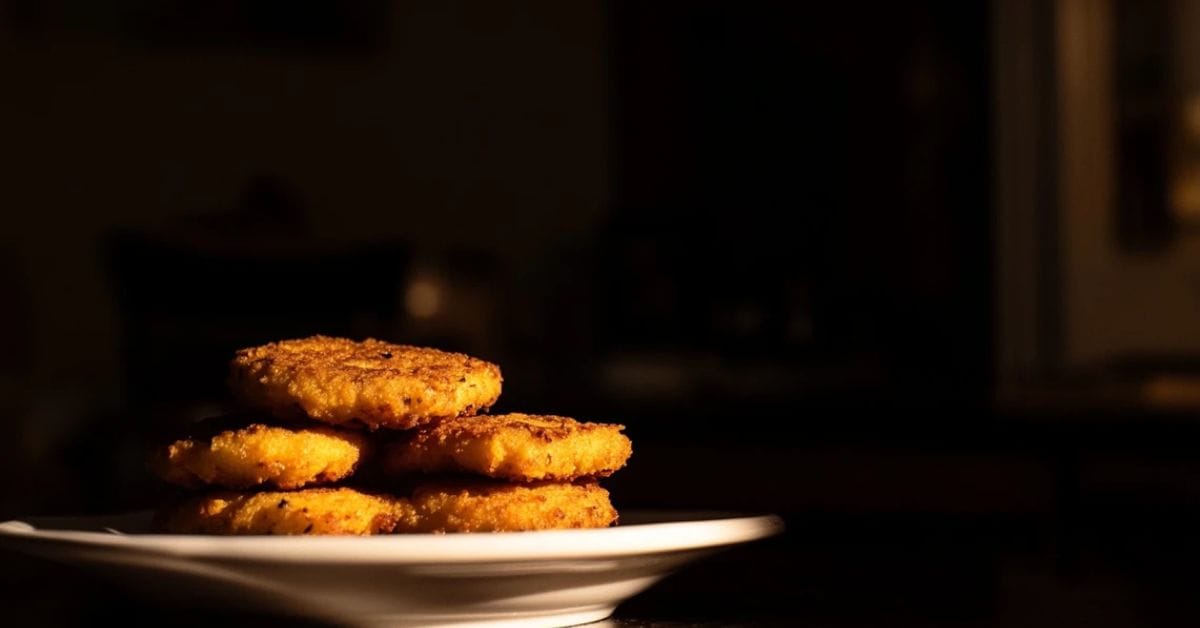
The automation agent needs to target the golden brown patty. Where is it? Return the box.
[150,422,366,490]
[397,480,618,533]
[383,413,632,482]
[157,488,410,535]
[229,336,503,430]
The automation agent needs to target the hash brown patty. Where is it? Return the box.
[383,413,631,481]
[157,487,410,535]
[397,480,618,533]
[230,336,502,430]
[150,422,366,490]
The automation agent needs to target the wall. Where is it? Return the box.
[0,1,609,403]
[1058,0,1200,367]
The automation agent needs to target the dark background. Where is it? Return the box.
[5,1,1200,626]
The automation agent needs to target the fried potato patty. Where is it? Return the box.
[397,480,618,533]
[383,414,632,481]
[150,422,366,490]
[157,487,410,535]
[230,336,502,430]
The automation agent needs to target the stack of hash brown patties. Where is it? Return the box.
[150,336,632,535]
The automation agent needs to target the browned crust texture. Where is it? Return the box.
[157,487,412,535]
[383,413,631,481]
[229,336,502,430]
[397,480,618,533]
[150,422,367,490]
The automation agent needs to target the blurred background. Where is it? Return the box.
[8,0,1200,625]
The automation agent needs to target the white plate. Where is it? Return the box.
[0,511,783,627]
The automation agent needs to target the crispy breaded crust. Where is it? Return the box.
[383,414,632,481]
[398,480,618,533]
[229,336,503,430]
[157,488,412,535]
[150,422,366,490]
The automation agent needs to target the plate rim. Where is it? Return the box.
[0,510,785,564]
